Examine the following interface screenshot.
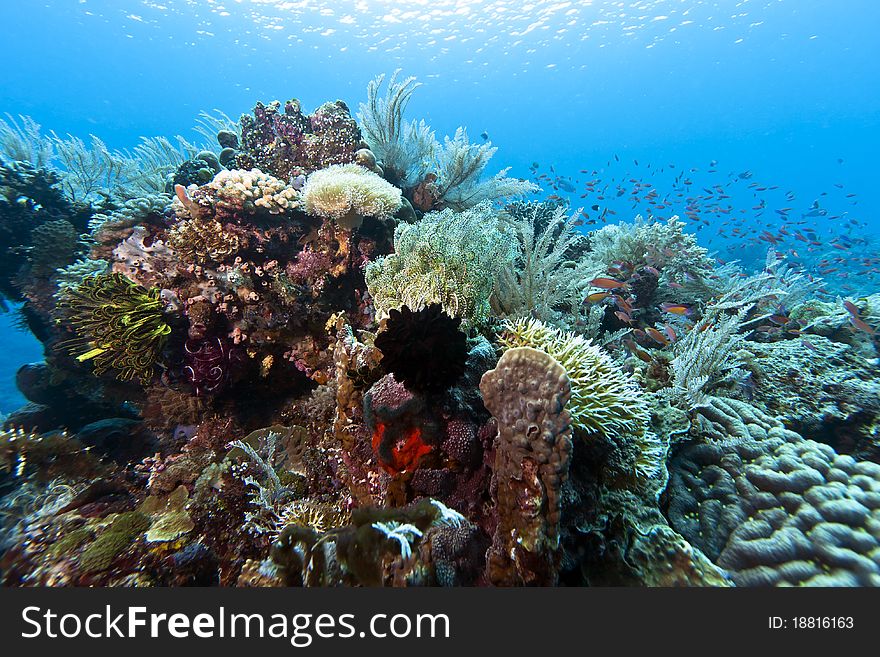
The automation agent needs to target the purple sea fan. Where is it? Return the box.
[183,336,230,396]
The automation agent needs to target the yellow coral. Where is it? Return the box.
[499,318,649,440]
[302,164,402,229]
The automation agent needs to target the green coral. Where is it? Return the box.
[139,485,195,543]
[499,318,650,440]
[78,512,149,574]
[62,272,172,383]
[48,527,93,557]
[365,201,516,323]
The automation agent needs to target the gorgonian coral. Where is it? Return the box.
[374,304,468,395]
[302,163,402,229]
[62,272,172,383]
[499,318,649,440]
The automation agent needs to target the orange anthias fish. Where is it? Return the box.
[586,291,611,304]
[659,302,693,316]
[645,327,669,346]
[590,277,630,290]
[843,300,876,335]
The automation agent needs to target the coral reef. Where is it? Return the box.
[1,71,878,591]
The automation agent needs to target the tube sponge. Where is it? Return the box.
[302,164,402,229]
[499,318,649,440]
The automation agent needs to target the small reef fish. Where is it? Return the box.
[585,291,611,304]
[843,300,876,334]
[590,277,630,290]
[623,338,653,363]
[659,302,693,316]
[645,327,669,346]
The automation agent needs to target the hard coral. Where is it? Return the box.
[173,168,300,224]
[374,304,468,395]
[167,215,240,265]
[667,424,880,586]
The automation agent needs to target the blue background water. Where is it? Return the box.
[1,0,878,413]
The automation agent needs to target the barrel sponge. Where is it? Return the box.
[480,346,573,585]
[499,318,649,440]
[667,426,880,586]
[302,163,402,229]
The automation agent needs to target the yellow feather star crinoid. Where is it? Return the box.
[61,272,172,384]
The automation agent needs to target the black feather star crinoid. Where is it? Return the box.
[374,304,468,395]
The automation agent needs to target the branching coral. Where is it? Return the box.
[365,202,516,323]
[669,308,749,410]
[499,318,649,440]
[357,70,435,188]
[229,429,302,536]
[587,215,712,281]
[0,114,54,167]
[61,272,172,383]
[302,163,402,229]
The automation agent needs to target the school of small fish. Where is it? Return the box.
[530,156,878,297]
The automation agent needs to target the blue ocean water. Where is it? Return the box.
[0,0,878,413]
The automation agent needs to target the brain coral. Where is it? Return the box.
[302,163,402,229]
[667,423,880,586]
